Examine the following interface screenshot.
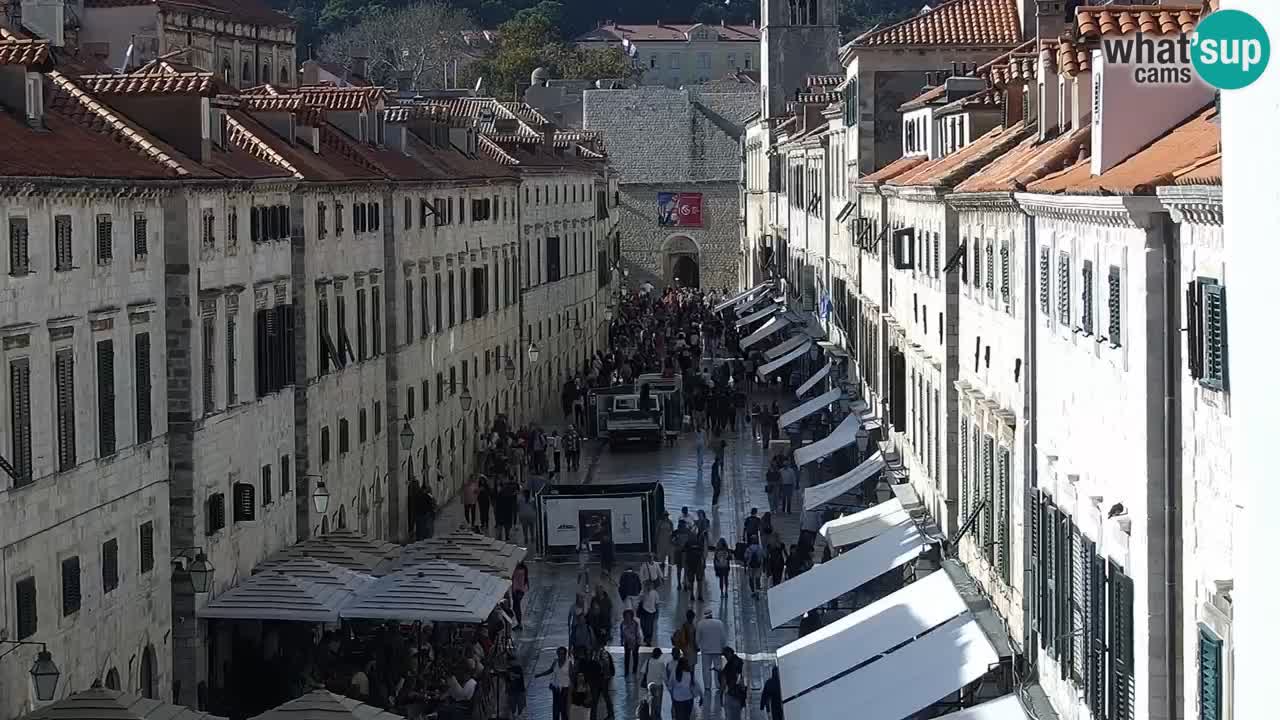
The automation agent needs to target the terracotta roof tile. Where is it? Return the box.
[1174,152,1221,185]
[890,122,1031,187]
[225,114,302,179]
[1056,38,1092,77]
[293,85,388,111]
[1076,4,1203,38]
[851,0,1022,48]
[79,71,216,95]
[807,74,844,88]
[857,155,930,185]
[478,135,518,166]
[575,23,760,43]
[0,38,50,66]
[243,95,304,113]
[1028,105,1218,194]
[500,101,549,128]
[937,87,1003,115]
[900,85,948,112]
[84,0,295,27]
[955,126,1091,193]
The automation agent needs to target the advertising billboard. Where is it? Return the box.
[657,192,704,227]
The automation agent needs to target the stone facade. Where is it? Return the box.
[760,0,840,120]
[0,189,173,716]
[612,182,740,292]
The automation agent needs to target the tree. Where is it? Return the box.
[466,12,634,99]
[317,1,480,90]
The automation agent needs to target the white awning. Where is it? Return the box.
[803,451,886,510]
[757,341,812,379]
[764,333,810,361]
[714,282,770,313]
[820,498,912,548]
[782,615,1000,720]
[795,414,861,466]
[341,560,510,624]
[197,559,376,623]
[736,293,781,316]
[767,520,927,628]
[778,388,843,429]
[863,417,883,431]
[379,531,523,577]
[741,315,792,349]
[795,360,832,398]
[777,570,967,698]
[736,303,780,328]
[934,696,1034,720]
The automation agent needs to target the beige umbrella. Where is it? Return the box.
[248,690,403,720]
[22,686,226,720]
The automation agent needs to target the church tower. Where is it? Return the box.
[760,0,841,119]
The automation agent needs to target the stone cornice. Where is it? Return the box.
[1013,193,1165,229]
[0,178,171,200]
[1157,185,1224,227]
[884,184,947,202]
[947,191,1019,212]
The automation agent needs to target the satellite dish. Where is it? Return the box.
[474,76,483,93]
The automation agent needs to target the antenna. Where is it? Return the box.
[474,75,483,93]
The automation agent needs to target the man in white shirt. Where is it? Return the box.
[642,648,668,720]
[447,672,477,702]
[639,554,664,586]
[695,609,726,694]
[638,581,661,645]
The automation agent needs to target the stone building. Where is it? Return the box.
[0,37,177,716]
[574,22,759,88]
[77,0,296,88]
[584,84,755,290]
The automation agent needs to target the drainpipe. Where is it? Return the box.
[1019,201,1037,665]
[1160,216,1182,720]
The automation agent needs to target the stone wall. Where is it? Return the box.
[615,182,742,291]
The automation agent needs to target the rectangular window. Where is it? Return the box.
[281,454,291,495]
[317,292,333,374]
[433,273,443,331]
[201,208,215,251]
[371,285,382,355]
[55,348,76,471]
[8,216,29,275]
[359,408,368,442]
[373,401,382,435]
[356,288,368,360]
[407,385,416,419]
[1081,260,1095,335]
[206,493,226,534]
[972,238,982,290]
[134,212,148,258]
[1188,279,1228,390]
[61,556,81,615]
[201,312,215,412]
[1108,266,1123,345]
[1109,565,1135,720]
[261,464,272,506]
[1039,247,1051,315]
[134,333,152,441]
[317,202,327,238]
[102,538,119,593]
[546,236,562,282]
[447,271,456,327]
[226,310,237,405]
[54,214,72,271]
[139,521,155,573]
[997,447,1011,583]
[1199,626,1223,720]
[320,426,331,463]
[460,268,468,322]
[1000,240,1011,302]
[9,358,32,486]
[420,276,429,337]
[472,267,487,318]
[982,435,995,564]
[985,243,995,298]
[404,279,413,346]
[15,577,36,639]
[1057,252,1071,325]
[232,482,256,522]
[96,339,115,456]
[336,291,353,366]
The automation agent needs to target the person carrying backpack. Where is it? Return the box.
[745,537,765,598]
[713,538,732,597]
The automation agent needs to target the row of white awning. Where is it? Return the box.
[770,498,1031,720]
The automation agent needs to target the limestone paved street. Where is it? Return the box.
[441,394,814,720]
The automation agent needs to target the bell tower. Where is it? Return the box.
[760,0,841,119]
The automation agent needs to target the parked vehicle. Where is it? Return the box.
[605,394,663,448]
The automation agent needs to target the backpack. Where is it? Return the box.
[748,548,763,569]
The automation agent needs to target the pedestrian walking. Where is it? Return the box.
[710,458,723,505]
[638,581,660,644]
[565,426,582,471]
[694,424,706,471]
[672,522,690,589]
[761,667,784,720]
[745,537,765,598]
[412,481,436,541]
[779,460,797,514]
[695,609,726,694]
[639,554,664,588]
[577,542,592,590]
[600,536,616,579]
[568,673,593,720]
[550,430,563,473]
[495,481,517,541]
[683,531,706,602]
[621,609,642,676]
[641,653,667,719]
[724,679,747,720]
[476,476,492,532]
[507,662,528,719]
[595,646,617,720]
[656,514,674,570]
[713,539,732,597]
[666,657,702,720]
[512,561,530,629]
[462,476,479,527]
[518,490,538,545]
[533,647,574,720]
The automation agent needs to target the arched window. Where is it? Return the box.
[105,668,121,690]
[221,58,232,83]
[280,64,290,85]
[242,60,251,85]
[809,0,819,24]
[140,645,157,699]
[788,0,799,24]
[320,516,330,534]
[262,63,270,85]
[337,505,347,529]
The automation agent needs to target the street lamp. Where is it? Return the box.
[504,355,516,381]
[574,320,584,340]
[527,342,540,363]
[0,641,62,702]
[171,547,213,594]
[460,386,474,412]
[398,416,415,450]
[605,303,614,321]
[304,475,331,515]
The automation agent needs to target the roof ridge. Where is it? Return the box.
[318,124,387,176]
[851,0,1022,49]
[47,71,191,176]
[478,134,518,166]
[225,114,303,179]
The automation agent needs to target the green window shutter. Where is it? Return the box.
[1029,490,1042,643]
[1044,504,1058,656]
[1186,281,1204,379]
[996,448,1011,583]
[1088,552,1108,719]
[1109,565,1135,720]
[1202,282,1228,390]
[1057,513,1073,673]
[1199,626,1223,720]
[1070,525,1086,682]
[960,417,969,523]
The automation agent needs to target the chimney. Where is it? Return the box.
[541,121,555,151]
[20,0,64,47]
[1037,46,1059,140]
[1005,81,1027,129]
[350,47,370,80]
[396,71,412,93]
[5,0,21,30]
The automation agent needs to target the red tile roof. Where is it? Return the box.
[1056,39,1091,77]
[1174,152,1221,186]
[0,38,50,66]
[576,23,760,43]
[1028,105,1218,194]
[889,122,1031,187]
[79,71,217,95]
[293,85,388,111]
[936,87,1003,115]
[1076,4,1203,38]
[900,85,947,112]
[849,0,1022,48]
[84,0,295,28]
[807,74,844,88]
[857,155,930,185]
[954,126,1091,193]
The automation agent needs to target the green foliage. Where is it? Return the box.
[465,12,634,99]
